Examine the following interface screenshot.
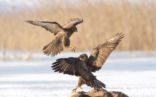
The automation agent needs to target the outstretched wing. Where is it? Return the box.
[26,20,64,35]
[87,33,124,72]
[63,18,83,29]
[52,57,105,88]
[52,57,90,76]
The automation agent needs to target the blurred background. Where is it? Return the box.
[0,0,156,97]
[0,0,155,52]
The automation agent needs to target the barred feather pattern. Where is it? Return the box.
[88,33,124,72]
[43,38,63,56]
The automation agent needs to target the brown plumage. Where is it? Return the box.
[26,18,83,56]
[52,33,124,91]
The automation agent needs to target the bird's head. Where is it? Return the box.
[78,54,88,62]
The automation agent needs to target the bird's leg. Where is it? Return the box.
[72,88,77,92]
[72,85,83,92]
[72,86,80,92]
[72,77,84,92]
[69,45,76,52]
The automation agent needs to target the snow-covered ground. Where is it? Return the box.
[0,51,156,97]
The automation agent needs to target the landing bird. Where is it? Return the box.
[52,33,124,91]
[26,18,83,56]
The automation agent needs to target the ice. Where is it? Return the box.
[0,51,156,97]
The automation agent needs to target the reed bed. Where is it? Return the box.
[0,0,155,51]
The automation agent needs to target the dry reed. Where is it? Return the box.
[0,1,155,51]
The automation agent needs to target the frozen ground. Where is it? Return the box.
[0,51,156,97]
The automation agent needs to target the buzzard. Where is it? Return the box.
[26,18,83,56]
[52,33,124,91]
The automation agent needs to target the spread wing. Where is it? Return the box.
[87,33,124,72]
[26,20,64,35]
[52,57,105,88]
[63,18,83,29]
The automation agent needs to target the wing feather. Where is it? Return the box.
[52,57,105,89]
[26,20,63,35]
[63,18,83,29]
[52,58,80,75]
[87,33,124,72]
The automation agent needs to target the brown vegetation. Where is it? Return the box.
[69,89,128,97]
[0,1,155,51]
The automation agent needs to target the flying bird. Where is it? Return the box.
[26,18,83,56]
[52,33,124,91]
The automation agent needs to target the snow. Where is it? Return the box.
[0,51,156,97]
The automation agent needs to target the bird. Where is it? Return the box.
[26,18,83,56]
[52,33,124,91]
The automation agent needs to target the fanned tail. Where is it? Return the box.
[86,77,106,89]
[43,38,63,56]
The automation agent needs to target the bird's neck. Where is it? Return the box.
[65,29,74,37]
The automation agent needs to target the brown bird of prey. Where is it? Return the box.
[26,18,83,56]
[52,33,124,91]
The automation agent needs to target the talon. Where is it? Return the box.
[70,45,76,52]
[72,88,77,92]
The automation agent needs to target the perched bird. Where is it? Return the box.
[26,18,83,56]
[52,33,124,91]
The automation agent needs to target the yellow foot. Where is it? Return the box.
[70,45,76,52]
[72,88,77,92]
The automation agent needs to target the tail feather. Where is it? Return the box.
[86,77,105,89]
[43,38,63,56]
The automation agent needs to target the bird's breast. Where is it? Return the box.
[55,32,65,39]
[67,31,74,38]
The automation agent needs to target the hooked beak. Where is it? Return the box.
[75,29,78,32]
[75,27,78,32]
